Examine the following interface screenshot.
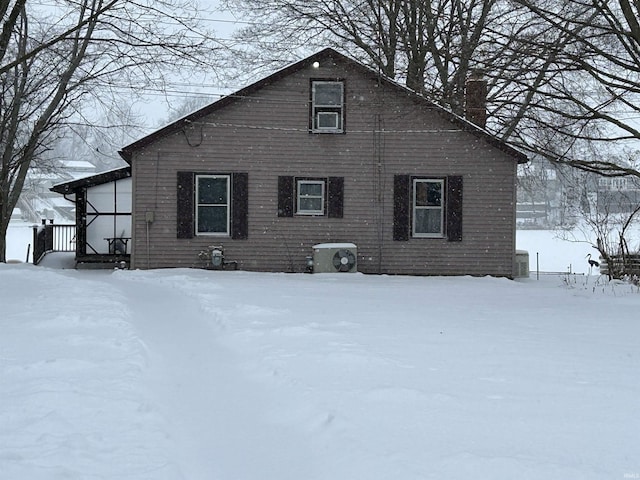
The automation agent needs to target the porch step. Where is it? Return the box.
[76,260,130,270]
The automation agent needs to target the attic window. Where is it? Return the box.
[311,80,344,133]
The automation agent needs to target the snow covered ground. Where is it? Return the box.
[1,248,639,479]
[516,229,591,275]
[5,220,34,263]
[2,221,640,478]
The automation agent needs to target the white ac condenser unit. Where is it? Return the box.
[312,243,357,273]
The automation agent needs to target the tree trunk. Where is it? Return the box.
[0,179,7,261]
[0,216,8,262]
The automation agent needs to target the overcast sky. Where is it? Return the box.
[135,3,240,128]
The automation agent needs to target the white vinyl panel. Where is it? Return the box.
[115,178,132,213]
[115,215,132,239]
[86,215,116,254]
[86,183,115,213]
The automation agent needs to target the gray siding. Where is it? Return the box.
[131,55,518,276]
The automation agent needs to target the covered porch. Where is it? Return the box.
[44,167,132,267]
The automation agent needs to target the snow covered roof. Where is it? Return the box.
[60,160,96,170]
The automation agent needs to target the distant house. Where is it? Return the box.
[60,159,97,180]
[597,176,640,214]
[54,48,526,275]
[20,160,98,223]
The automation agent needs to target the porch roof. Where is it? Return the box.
[50,166,131,195]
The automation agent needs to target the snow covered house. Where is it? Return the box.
[112,48,526,275]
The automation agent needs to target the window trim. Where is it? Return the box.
[195,174,231,236]
[296,178,326,215]
[310,79,345,133]
[412,178,445,238]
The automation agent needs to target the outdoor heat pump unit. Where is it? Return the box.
[514,250,530,278]
[312,243,357,273]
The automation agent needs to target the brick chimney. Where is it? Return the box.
[465,72,487,128]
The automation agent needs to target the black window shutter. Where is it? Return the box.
[232,173,249,239]
[447,175,463,242]
[328,176,344,218]
[393,174,410,241]
[278,176,294,217]
[177,171,194,239]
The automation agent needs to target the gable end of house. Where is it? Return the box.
[119,48,527,165]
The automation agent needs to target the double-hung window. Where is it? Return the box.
[413,178,444,237]
[196,174,230,235]
[278,176,343,218]
[311,81,344,133]
[297,179,325,215]
[393,174,462,242]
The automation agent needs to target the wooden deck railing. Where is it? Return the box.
[32,220,75,265]
[599,254,640,278]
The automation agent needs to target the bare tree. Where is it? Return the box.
[220,1,607,160]
[220,0,536,116]
[160,94,219,126]
[0,0,220,262]
[222,0,640,182]
[568,198,640,280]
[507,0,640,178]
